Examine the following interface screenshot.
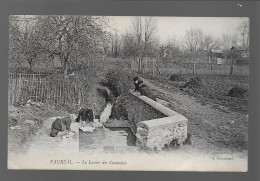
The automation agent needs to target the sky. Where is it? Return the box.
[14,15,249,45]
[107,16,249,44]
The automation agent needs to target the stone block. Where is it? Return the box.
[129,91,189,151]
[136,116,188,150]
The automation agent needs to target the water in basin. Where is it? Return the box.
[79,127,136,152]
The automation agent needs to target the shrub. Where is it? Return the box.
[228,85,248,98]
[103,69,137,120]
[169,74,184,81]
[183,76,202,89]
[110,95,129,120]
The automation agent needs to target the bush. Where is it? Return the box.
[103,69,137,120]
[228,85,248,98]
[110,95,129,120]
[169,74,184,81]
[183,76,202,89]
[105,69,136,96]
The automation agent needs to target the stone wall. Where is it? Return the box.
[128,91,188,150]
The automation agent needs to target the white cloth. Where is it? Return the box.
[79,126,95,133]
[100,102,112,123]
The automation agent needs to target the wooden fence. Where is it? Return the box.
[9,73,44,105]
[8,72,88,107]
[130,60,249,76]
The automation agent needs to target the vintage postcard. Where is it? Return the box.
[8,15,248,171]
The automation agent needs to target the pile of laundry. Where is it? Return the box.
[79,119,103,133]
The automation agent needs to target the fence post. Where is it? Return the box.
[17,74,22,104]
[32,73,35,101]
[59,82,62,105]
[193,62,196,75]
[44,79,47,104]
[78,89,81,107]
[35,73,38,102]
[10,76,14,105]
[152,58,155,77]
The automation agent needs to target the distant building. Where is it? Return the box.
[210,49,224,64]
[231,46,250,64]
[231,46,250,58]
[217,58,223,65]
[211,49,223,58]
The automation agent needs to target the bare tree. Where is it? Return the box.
[183,27,204,74]
[203,34,220,63]
[204,34,220,50]
[159,38,184,63]
[220,33,239,67]
[121,32,136,59]
[219,33,239,75]
[184,27,204,52]
[131,17,157,73]
[110,31,121,58]
[131,17,143,65]
[237,20,249,46]
[221,33,238,50]
[100,34,110,56]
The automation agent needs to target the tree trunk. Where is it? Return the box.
[29,63,33,73]
[230,58,234,75]
[52,59,55,68]
[155,60,161,74]
[64,63,68,77]
[138,58,141,73]
[63,53,70,77]
[193,62,196,75]
[152,58,155,76]
[28,58,34,73]
[140,57,144,74]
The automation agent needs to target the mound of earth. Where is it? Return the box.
[228,85,248,98]
[183,76,202,89]
[169,74,184,81]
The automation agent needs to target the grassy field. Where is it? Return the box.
[142,73,249,114]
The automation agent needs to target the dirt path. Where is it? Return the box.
[141,77,248,156]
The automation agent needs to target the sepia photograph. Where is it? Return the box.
[8,15,249,171]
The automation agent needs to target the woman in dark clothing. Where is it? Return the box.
[50,117,72,137]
